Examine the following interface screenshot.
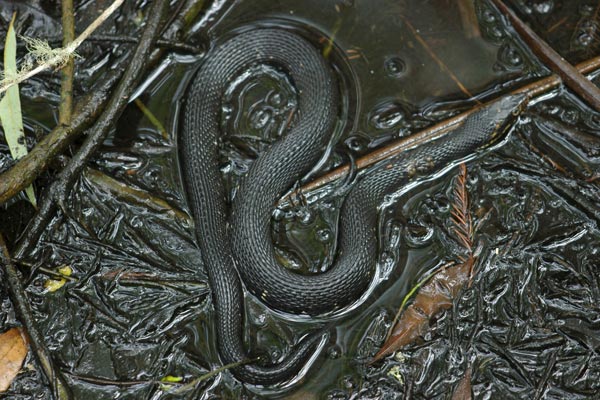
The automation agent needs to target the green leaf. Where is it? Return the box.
[0,13,36,207]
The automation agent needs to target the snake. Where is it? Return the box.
[180,27,525,384]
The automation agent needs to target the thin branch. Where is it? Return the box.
[13,0,170,261]
[280,55,600,205]
[59,0,75,125]
[0,73,120,205]
[401,15,474,98]
[0,0,125,95]
[491,0,600,112]
[84,167,191,224]
[167,358,258,394]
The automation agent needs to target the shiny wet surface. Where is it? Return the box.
[0,0,599,398]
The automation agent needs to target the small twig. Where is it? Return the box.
[134,98,169,140]
[0,73,120,205]
[491,0,600,112]
[515,130,569,175]
[61,357,257,391]
[84,167,191,224]
[401,15,474,98]
[13,0,170,261]
[37,35,203,54]
[59,0,75,125]
[322,17,343,59]
[281,54,600,204]
[0,233,72,400]
[546,16,568,34]
[0,0,125,95]
[146,0,232,68]
[167,358,258,394]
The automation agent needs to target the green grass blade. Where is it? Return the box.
[0,13,36,207]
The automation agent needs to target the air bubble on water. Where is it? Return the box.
[533,1,553,14]
[327,345,341,359]
[253,312,267,327]
[384,56,406,78]
[549,198,562,208]
[379,251,395,277]
[404,223,434,247]
[435,197,450,213]
[500,44,523,67]
[250,108,272,129]
[269,92,283,107]
[579,32,594,46]
[562,109,579,125]
[370,103,408,130]
[345,136,363,152]
[316,228,332,243]
[490,26,504,39]
[222,104,233,120]
[270,348,282,360]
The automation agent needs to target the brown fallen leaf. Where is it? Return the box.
[371,257,473,363]
[451,366,472,400]
[0,327,28,392]
[371,164,476,363]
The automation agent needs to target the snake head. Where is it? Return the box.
[487,93,528,142]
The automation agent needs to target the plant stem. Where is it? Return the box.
[59,0,75,126]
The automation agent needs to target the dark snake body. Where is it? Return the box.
[181,28,524,384]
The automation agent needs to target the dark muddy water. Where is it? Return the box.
[0,0,599,399]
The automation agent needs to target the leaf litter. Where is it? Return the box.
[0,327,28,392]
[372,163,477,362]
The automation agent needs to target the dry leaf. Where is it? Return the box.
[371,164,477,363]
[0,327,28,392]
[451,366,472,400]
[371,258,472,362]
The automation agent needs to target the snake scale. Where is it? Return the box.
[180,27,524,384]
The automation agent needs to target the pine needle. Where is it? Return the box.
[451,163,473,253]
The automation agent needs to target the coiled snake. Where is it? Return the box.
[180,27,524,384]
